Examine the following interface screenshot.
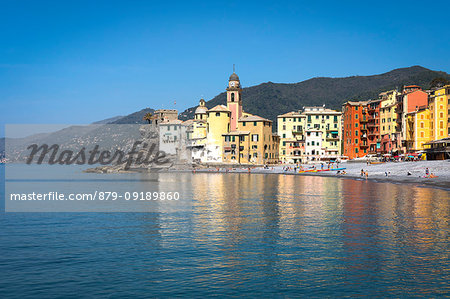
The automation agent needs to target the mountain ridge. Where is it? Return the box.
[177,65,450,127]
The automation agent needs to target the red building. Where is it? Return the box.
[367,99,381,154]
[342,101,369,159]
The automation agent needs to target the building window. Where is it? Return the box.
[355,139,358,144]
[307,115,311,123]
[242,122,246,126]
[282,141,286,146]
[312,141,315,146]
[355,131,358,136]
[283,118,286,122]
[254,122,257,126]
[282,134,286,138]
[355,114,358,119]
[216,112,220,117]
[231,93,235,102]
[420,122,424,128]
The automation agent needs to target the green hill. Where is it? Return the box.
[178,66,450,129]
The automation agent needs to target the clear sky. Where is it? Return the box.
[1,0,449,128]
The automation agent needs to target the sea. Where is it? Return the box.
[0,164,449,297]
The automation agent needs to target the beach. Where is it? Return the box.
[188,160,450,190]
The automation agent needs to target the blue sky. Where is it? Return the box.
[1,0,449,129]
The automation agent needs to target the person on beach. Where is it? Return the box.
[365,171,368,179]
[425,168,429,177]
[361,169,364,177]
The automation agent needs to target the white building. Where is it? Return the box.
[304,128,324,161]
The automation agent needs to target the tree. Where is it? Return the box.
[430,77,450,88]
[143,112,153,124]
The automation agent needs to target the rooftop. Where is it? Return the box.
[239,115,272,122]
[208,105,231,113]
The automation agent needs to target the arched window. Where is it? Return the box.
[231,93,235,102]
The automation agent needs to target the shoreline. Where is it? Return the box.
[180,160,450,191]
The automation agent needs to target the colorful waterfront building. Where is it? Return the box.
[342,101,369,159]
[428,85,449,141]
[277,111,305,163]
[302,106,342,159]
[379,90,400,154]
[222,115,279,164]
[396,85,429,153]
[367,99,381,154]
[405,107,431,151]
[304,128,323,161]
[186,71,279,165]
[277,106,341,163]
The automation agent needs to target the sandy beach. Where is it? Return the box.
[189,160,450,190]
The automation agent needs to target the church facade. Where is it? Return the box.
[187,72,279,164]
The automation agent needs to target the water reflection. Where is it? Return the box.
[1,166,449,297]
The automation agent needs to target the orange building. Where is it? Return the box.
[342,101,369,159]
[396,85,429,153]
[367,99,382,154]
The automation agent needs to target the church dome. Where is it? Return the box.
[195,105,207,114]
[229,72,239,81]
[195,98,207,114]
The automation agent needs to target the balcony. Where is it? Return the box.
[326,137,339,141]
[360,118,369,123]
[360,143,369,148]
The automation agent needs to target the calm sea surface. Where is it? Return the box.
[0,164,449,297]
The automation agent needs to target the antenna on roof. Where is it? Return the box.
[233,64,235,73]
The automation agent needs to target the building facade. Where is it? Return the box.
[342,101,369,159]
[277,106,341,163]
[186,72,280,165]
[428,85,449,141]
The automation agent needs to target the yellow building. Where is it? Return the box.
[405,108,432,151]
[429,85,449,140]
[222,115,279,164]
[277,106,341,162]
[302,107,341,158]
[379,90,400,152]
[277,111,305,163]
[187,71,280,165]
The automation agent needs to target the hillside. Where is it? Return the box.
[111,108,154,124]
[178,66,450,127]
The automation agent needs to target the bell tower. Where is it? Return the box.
[226,65,242,131]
